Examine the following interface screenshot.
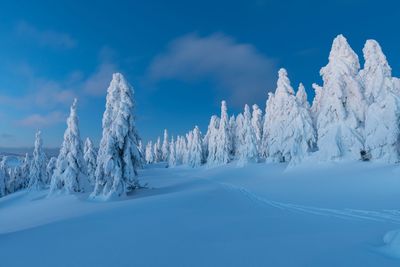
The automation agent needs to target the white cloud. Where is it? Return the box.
[16,21,76,49]
[16,111,66,128]
[0,47,119,109]
[83,62,118,96]
[0,47,119,128]
[148,33,277,106]
[0,64,77,109]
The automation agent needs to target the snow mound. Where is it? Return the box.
[381,229,400,258]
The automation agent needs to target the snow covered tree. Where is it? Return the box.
[204,115,220,162]
[209,101,232,166]
[251,104,263,156]
[175,136,182,164]
[290,83,318,165]
[262,69,292,161]
[360,40,394,105]
[168,137,177,167]
[28,131,48,190]
[153,137,162,163]
[361,40,400,163]
[0,157,12,193]
[235,113,244,157]
[296,83,309,108]
[84,138,97,185]
[175,136,187,165]
[237,104,258,165]
[46,157,57,184]
[228,115,237,157]
[18,153,30,189]
[188,126,203,167]
[161,129,169,161]
[310,83,323,123]
[262,69,316,163]
[184,131,193,165]
[49,99,88,195]
[145,141,154,164]
[91,73,142,200]
[0,158,11,194]
[5,154,30,193]
[316,34,366,160]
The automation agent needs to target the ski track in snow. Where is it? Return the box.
[214,180,400,225]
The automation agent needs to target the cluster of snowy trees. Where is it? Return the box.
[145,35,400,168]
[1,34,399,199]
[0,73,142,200]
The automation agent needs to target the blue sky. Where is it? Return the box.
[0,0,399,147]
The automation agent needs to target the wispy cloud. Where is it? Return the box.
[0,46,119,109]
[16,111,66,128]
[148,33,277,106]
[0,133,15,140]
[0,63,77,109]
[83,62,118,96]
[0,46,120,128]
[82,46,119,96]
[15,20,76,49]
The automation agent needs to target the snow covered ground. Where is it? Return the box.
[2,162,400,266]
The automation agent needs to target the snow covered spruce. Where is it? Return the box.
[91,73,143,200]
[49,98,89,195]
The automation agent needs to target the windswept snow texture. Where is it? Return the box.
[2,162,400,266]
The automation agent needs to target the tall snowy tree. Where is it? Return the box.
[145,141,154,164]
[251,104,263,156]
[228,115,237,157]
[262,69,316,163]
[204,115,220,162]
[84,138,97,185]
[296,83,309,108]
[176,136,188,165]
[361,40,400,163]
[168,137,177,167]
[0,157,12,194]
[237,104,258,165]
[19,153,30,189]
[262,69,293,162]
[153,137,162,163]
[209,101,232,166]
[235,113,244,158]
[311,83,323,123]
[184,131,193,165]
[28,131,48,190]
[91,73,142,200]
[290,83,318,165]
[0,158,11,195]
[188,126,203,167]
[161,129,169,161]
[316,34,366,160]
[49,99,88,195]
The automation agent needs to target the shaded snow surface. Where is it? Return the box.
[2,161,400,266]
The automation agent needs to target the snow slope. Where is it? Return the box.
[2,162,400,266]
